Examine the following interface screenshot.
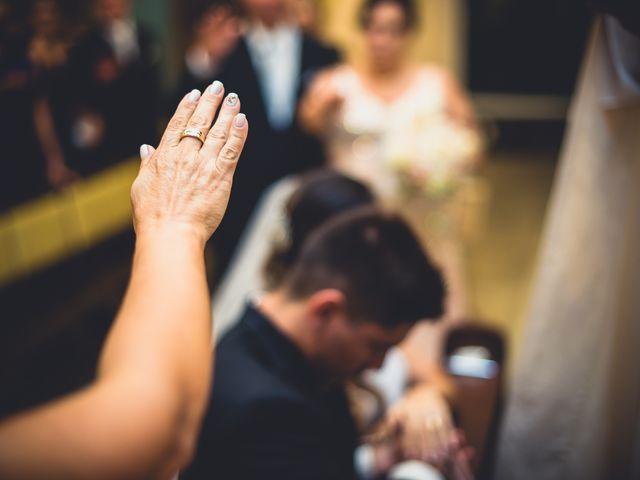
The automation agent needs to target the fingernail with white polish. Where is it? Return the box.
[140,144,151,159]
[234,113,246,128]
[226,93,239,106]
[188,89,201,102]
[211,80,223,95]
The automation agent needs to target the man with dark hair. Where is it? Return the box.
[183,208,446,480]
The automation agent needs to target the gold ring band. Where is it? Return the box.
[180,128,206,145]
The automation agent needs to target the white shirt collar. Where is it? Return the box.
[244,21,303,130]
[104,18,139,65]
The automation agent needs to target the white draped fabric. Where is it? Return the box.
[212,177,297,341]
[495,16,640,480]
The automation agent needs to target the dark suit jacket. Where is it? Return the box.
[66,22,159,174]
[183,306,359,480]
[179,34,340,275]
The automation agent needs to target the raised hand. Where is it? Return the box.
[131,81,248,246]
[299,70,344,135]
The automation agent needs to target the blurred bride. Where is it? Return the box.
[299,0,483,319]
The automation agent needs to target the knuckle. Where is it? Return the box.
[208,127,227,142]
[220,146,239,161]
[130,178,143,200]
[167,115,187,132]
[230,128,244,138]
[231,128,247,142]
[189,114,209,128]
[215,159,234,177]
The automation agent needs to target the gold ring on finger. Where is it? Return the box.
[180,127,206,145]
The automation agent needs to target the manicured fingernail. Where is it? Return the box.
[188,89,201,102]
[140,144,151,159]
[234,113,246,128]
[211,80,223,95]
[226,93,239,106]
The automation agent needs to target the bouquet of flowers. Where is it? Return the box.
[385,114,483,198]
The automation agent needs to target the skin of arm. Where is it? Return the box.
[440,69,477,128]
[0,81,248,479]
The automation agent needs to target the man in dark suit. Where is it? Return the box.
[66,0,159,175]
[179,0,340,276]
[183,208,447,479]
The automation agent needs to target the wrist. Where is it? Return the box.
[135,223,207,254]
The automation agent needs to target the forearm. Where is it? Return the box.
[298,97,333,137]
[99,228,213,449]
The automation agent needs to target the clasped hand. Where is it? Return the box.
[370,384,474,480]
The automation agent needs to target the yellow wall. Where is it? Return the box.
[0,160,139,287]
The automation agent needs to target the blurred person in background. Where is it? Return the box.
[211,169,468,479]
[184,207,472,480]
[179,0,242,91]
[299,0,483,320]
[67,0,159,175]
[0,0,80,209]
[289,0,322,35]
[179,0,340,278]
[0,80,249,478]
[29,0,81,189]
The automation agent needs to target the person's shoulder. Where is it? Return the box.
[302,34,341,63]
[419,63,458,85]
[221,36,250,65]
[213,359,305,413]
[213,325,307,414]
[331,63,357,80]
[302,33,336,51]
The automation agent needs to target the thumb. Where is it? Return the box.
[139,144,156,165]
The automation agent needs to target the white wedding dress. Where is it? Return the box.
[327,65,453,200]
[496,16,640,480]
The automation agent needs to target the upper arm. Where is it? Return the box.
[0,376,188,480]
[298,67,339,134]
[437,68,476,126]
[326,45,341,66]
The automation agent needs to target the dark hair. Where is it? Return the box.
[359,0,417,31]
[264,170,374,289]
[283,207,445,327]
